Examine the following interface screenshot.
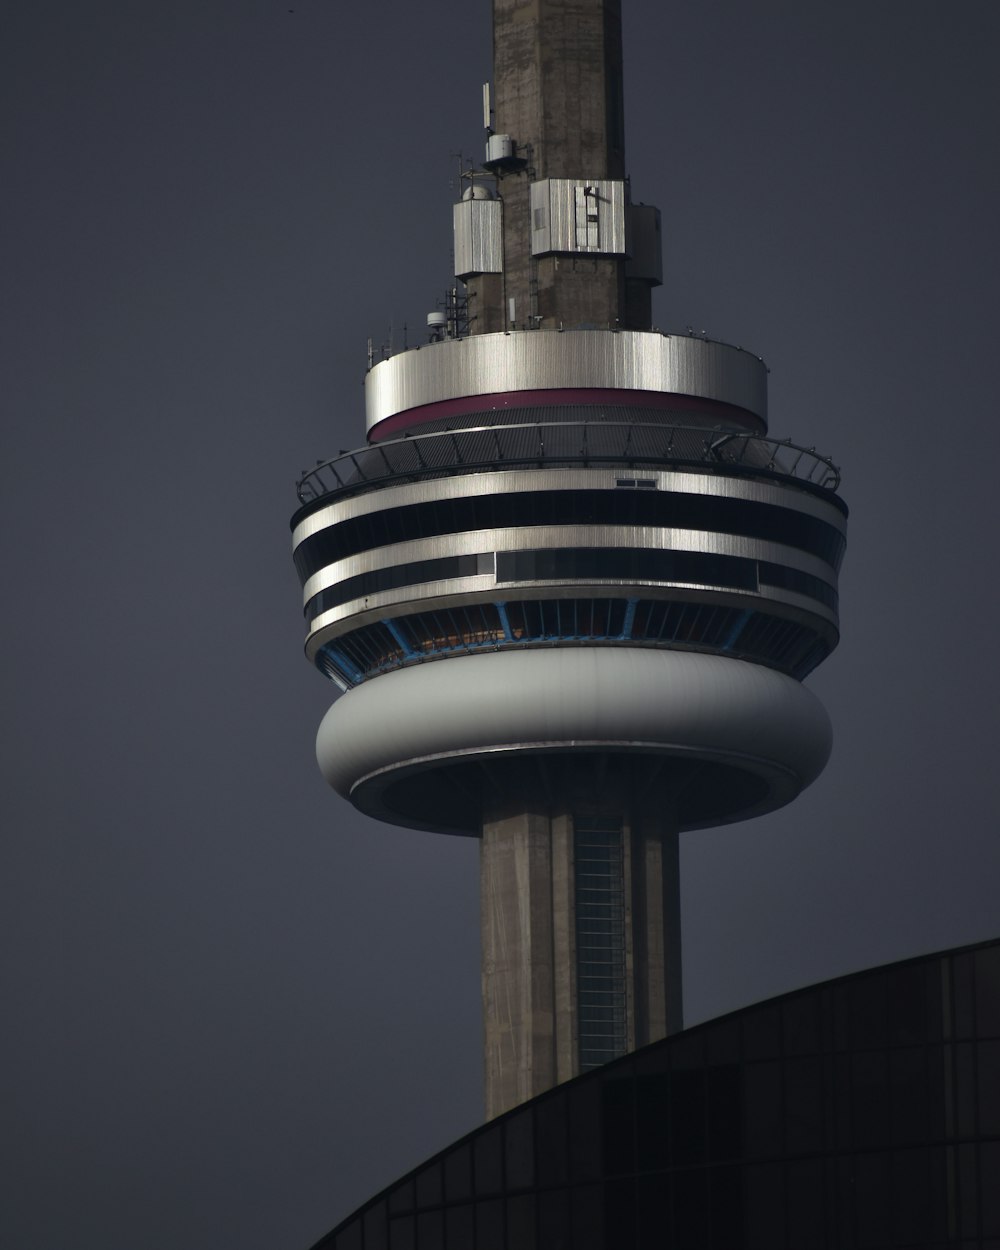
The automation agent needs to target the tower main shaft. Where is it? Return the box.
[291,0,846,1120]
[469,0,636,337]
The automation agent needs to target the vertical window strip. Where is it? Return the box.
[574,818,628,1070]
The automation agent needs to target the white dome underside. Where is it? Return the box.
[316,648,831,835]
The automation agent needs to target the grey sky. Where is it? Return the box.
[3,2,999,1247]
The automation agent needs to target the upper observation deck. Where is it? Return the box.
[362,331,770,441]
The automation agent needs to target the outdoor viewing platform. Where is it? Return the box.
[294,420,843,511]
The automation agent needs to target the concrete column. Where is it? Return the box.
[550,811,577,1083]
[631,810,683,1042]
[481,803,557,1119]
[622,810,637,1055]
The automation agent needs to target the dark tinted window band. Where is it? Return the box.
[315,598,832,688]
[759,562,838,611]
[306,548,837,621]
[496,547,758,592]
[294,489,845,583]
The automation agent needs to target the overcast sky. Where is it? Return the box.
[3,1,999,1247]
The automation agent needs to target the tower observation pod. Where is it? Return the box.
[290,0,846,1120]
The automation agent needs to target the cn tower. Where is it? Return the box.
[291,0,846,1120]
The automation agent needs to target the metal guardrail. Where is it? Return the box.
[296,421,841,505]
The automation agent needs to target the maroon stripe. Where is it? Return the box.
[367,388,764,442]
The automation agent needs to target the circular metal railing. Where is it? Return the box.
[295,421,841,506]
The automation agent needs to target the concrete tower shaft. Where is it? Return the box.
[466,0,654,335]
[291,0,847,1121]
[492,0,626,179]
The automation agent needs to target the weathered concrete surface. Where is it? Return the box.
[481,803,557,1119]
[631,810,683,1044]
[550,811,577,1083]
[493,0,625,179]
[467,1,649,334]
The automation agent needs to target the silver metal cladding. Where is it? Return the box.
[453,196,503,278]
[301,527,838,607]
[296,461,844,664]
[364,331,768,435]
[292,468,847,548]
[529,180,627,256]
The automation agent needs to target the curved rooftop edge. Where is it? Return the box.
[308,934,1000,1250]
[363,330,769,438]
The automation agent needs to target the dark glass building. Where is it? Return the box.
[312,938,1000,1249]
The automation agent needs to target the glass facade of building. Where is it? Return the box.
[311,938,1000,1250]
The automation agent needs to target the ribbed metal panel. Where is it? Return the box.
[453,197,503,278]
[294,466,846,546]
[302,527,836,605]
[530,179,627,255]
[363,331,768,434]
